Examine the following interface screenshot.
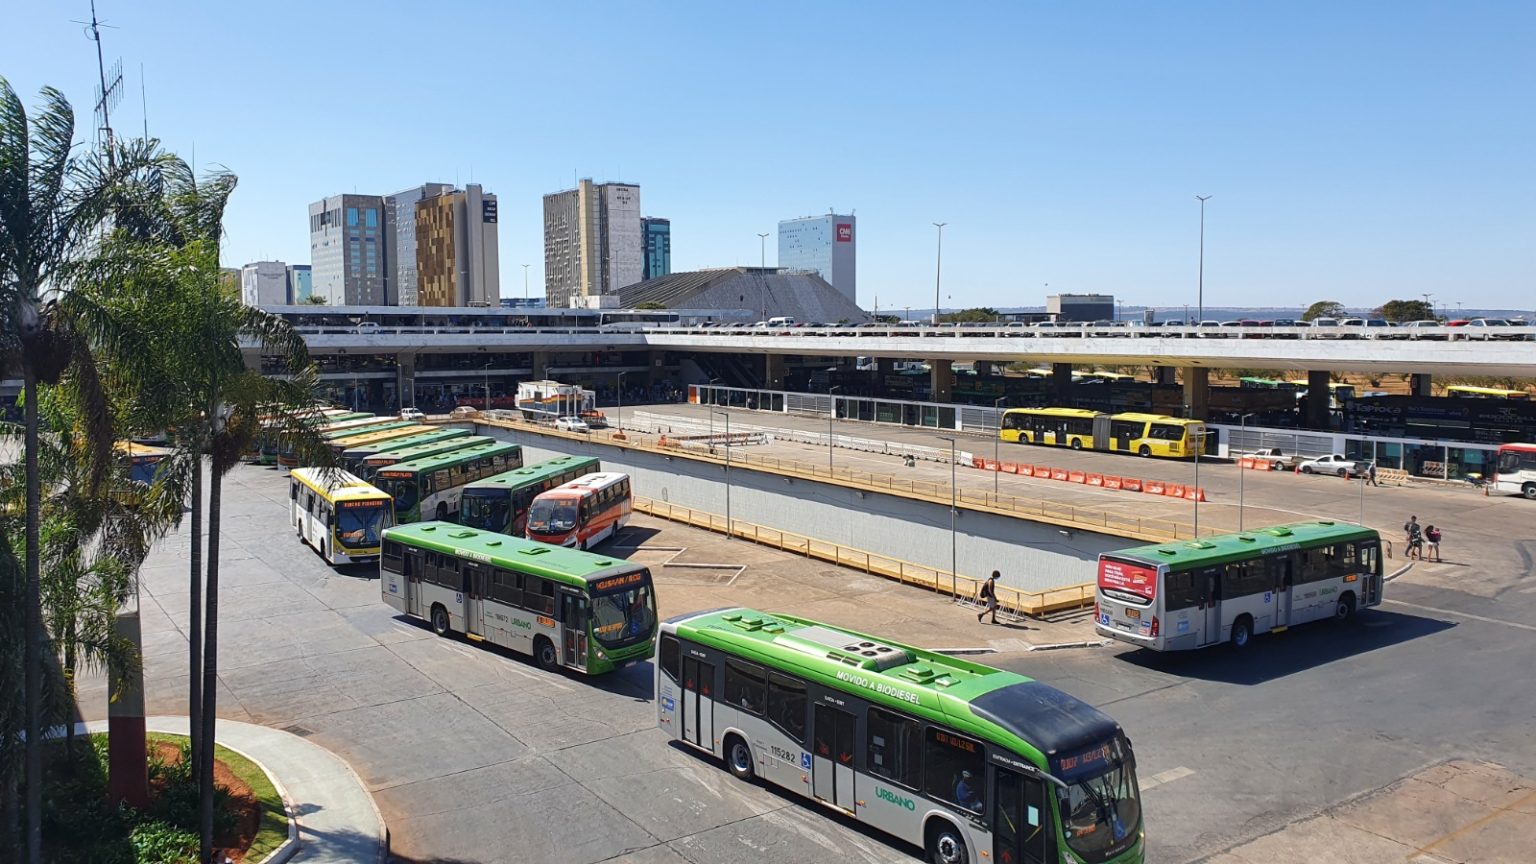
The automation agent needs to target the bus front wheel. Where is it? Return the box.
[1138,445,1152,457]
[430,604,451,637]
[533,637,559,672]
[1230,615,1253,649]
[436,502,449,522]
[926,819,970,864]
[725,735,755,781]
[1523,483,1536,500]
[1335,593,1356,622]
[1070,438,1083,450]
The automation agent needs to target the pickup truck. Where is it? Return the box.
[1241,448,1303,471]
[1297,454,1361,477]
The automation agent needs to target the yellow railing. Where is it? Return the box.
[633,496,1096,618]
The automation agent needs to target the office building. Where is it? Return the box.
[240,261,289,306]
[642,217,671,281]
[309,194,387,305]
[1047,293,1115,322]
[287,264,312,303]
[777,213,856,304]
[416,183,500,307]
[384,182,454,305]
[542,179,642,308]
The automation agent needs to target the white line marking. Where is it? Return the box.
[1382,599,1536,633]
[1139,766,1195,791]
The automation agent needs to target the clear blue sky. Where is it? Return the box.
[6,1,1534,312]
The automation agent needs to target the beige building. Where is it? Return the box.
[415,184,500,307]
[542,179,642,308]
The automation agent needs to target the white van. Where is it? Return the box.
[767,316,796,327]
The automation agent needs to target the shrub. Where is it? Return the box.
[129,821,199,863]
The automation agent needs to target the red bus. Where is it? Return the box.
[525,472,633,550]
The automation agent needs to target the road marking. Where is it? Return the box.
[1382,599,1536,633]
[1138,766,1194,791]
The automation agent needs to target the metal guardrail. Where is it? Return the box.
[632,496,1096,617]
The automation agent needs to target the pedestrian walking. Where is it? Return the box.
[977,571,1000,624]
[1404,515,1423,560]
[1425,525,1442,562]
[1367,461,1379,487]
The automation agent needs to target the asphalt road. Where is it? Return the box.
[76,423,1536,863]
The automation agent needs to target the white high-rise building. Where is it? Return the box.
[240,260,289,306]
[308,194,387,305]
[778,213,856,304]
[542,179,642,308]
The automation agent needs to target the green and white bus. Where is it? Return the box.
[380,522,657,674]
[358,434,493,482]
[341,427,471,473]
[1095,520,1384,651]
[374,440,522,523]
[459,456,601,537]
[658,609,1144,864]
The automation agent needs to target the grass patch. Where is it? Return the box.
[146,733,289,861]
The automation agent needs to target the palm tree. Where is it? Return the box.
[0,76,150,864]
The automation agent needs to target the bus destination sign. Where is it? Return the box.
[1055,742,1113,781]
[593,571,646,593]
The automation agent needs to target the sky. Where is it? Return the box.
[5,1,1534,312]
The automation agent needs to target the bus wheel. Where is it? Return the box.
[430,604,451,637]
[436,502,448,522]
[1335,593,1356,622]
[1138,445,1152,457]
[725,735,755,781]
[1230,615,1253,649]
[1523,483,1536,500]
[1071,438,1083,450]
[926,820,970,864]
[533,637,559,672]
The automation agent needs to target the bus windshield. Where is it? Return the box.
[459,491,509,532]
[589,576,656,648]
[379,477,418,515]
[336,502,392,549]
[1058,739,1141,863]
[527,499,578,533]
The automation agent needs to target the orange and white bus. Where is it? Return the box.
[525,472,632,550]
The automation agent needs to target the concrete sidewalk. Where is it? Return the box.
[83,716,386,864]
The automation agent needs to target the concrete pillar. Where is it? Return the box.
[930,359,954,403]
[1304,370,1332,429]
[876,357,894,376]
[108,610,148,808]
[1052,363,1074,402]
[974,360,995,378]
[1154,366,1176,386]
[397,352,417,408]
[1181,367,1210,419]
[532,351,549,379]
[1409,373,1432,397]
[764,354,787,390]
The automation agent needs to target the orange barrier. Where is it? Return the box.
[1123,478,1143,492]
[1145,480,1166,495]
[960,455,1209,502]
[973,457,986,469]
[1001,462,1019,474]
[983,459,1000,471]
[1163,483,1186,498]
[1086,473,1104,486]
[1238,457,1255,469]
[1104,476,1123,490]
[1051,468,1070,481]
[1068,470,1087,484]
[1183,486,1206,501]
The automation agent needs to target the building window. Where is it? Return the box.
[347,207,359,227]
[366,208,378,228]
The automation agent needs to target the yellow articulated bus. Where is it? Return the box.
[1444,385,1529,401]
[1001,408,1206,458]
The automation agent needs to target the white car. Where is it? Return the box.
[554,416,591,433]
[1298,454,1360,477]
[399,407,425,421]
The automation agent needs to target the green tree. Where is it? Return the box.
[1374,299,1434,323]
[300,294,328,305]
[1301,301,1346,321]
[634,300,666,310]
[937,307,1001,324]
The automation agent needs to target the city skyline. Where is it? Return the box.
[6,1,1534,309]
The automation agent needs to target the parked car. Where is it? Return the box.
[449,405,479,420]
[1242,448,1304,471]
[399,407,426,421]
[1451,318,1525,341]
[1298,454,1360,477]
[554,416,591,433]
[1400,319,1447,340]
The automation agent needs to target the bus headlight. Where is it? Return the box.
[595,648,608,661]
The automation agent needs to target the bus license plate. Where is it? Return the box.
[1125,608,1140,619]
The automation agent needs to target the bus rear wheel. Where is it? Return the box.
[725,735,755,781]
[1230,615,1253,649]
[926,820,970,864]
[533,637,559,672]
[1071,438,1083,450]
[430,604,450,637]
[436,502,449,522]
[1523,483,1536,500]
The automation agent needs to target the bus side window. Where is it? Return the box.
[537,578,556,615]
[658,635,680,683]
[766,672,806,744]
[1357,542,1379,575]
[1164,572,1200,611]
[381,541,403,574]
[491,568,521,607]
[925,727,986,815]
[290,482,298,501]
[724,658,766,715]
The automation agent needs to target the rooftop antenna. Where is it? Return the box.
[76,0,123,165]
[139,61,148,140]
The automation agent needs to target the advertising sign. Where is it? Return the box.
[1098,557,1157,601]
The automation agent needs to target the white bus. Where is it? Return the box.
[289,467,394,565]
[1493,443,1536,499]
[525,472,632,550]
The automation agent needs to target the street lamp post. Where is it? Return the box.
[1196,195,1212,322]
[932,222,947,325]
[758,232,770,322]
[828,386,840,474]
[483,360,492,411]
[714,410,731,539]
[522,263,530,301]
[938,435,958,597]
[993,396,1006,498]
[1238,412,1255,531]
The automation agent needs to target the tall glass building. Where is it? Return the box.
[642,217,671,281]
[777,213,856,304]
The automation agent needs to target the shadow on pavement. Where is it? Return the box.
[1117,609,1455,685]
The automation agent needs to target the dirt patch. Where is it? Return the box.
[148,741,263,863]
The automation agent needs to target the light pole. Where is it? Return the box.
[1238,412,1255,531]
[1196,195,1212,322]
[714,410,731,539]
[758,232,770,322]
[615,370,626,433]
[938,435,958,597]
[522,263,530,301]
[1422,293,1433,319]
[932,222,947,325]
[993,396,1006,497]
[483,360,492,411]
[828,386,840,474]
[905,306,911,324]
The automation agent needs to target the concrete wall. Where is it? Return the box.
[471,423,1124,593]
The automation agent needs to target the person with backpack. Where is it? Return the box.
[977,571,1000,624]
[1404,515,1423,559]
[1425,525,1442,562]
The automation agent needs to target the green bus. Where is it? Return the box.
[380,521,656,674]
[374,440,522,523]
[258,411,373,465]
[358,435,493,482]
[459,456,601,537]
[342,427,472,473]
[658,609,1143,864]
[1095,520,1384,651]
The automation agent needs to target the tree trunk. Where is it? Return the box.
[107,608,148,808]
[198,458,223,863]
[23,365,42,864]
[63,621,76,756]
[188,456,203,788]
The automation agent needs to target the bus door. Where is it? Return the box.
[1198,568,1222,647]
[1268,555,1294,629]
[812,703,857,813]
[560,590,587,671]
[994,766,1050,864]
[404,548,425,618]
[462,562,486,639]
[681,654,715,750]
